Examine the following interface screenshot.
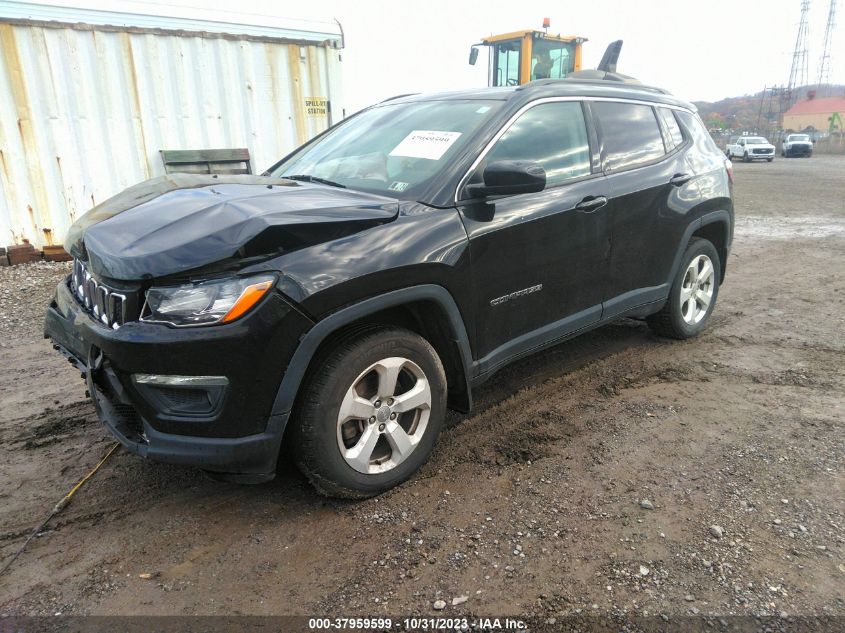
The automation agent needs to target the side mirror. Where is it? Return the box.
[466,160,546,198]
[469,47,479,65]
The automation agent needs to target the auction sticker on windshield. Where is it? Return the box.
[389,130,462,160]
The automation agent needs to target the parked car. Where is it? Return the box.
[726,136,775,162]
[45,78,734,498]
[781,133,813,157]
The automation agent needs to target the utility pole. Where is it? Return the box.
[756,85,768,133]
[760,86,789,139]
[787,0,812,106]
[817,0,838,96]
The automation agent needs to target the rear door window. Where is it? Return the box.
[592,101,665,172]
[484,101,591,186]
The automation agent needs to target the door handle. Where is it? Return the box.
[669,173,692,186]
[574,195,608,213]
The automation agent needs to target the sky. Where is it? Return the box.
[22,0,845,113]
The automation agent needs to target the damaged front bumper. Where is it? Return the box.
[44,276,312,482]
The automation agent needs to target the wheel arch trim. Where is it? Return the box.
[667,209,732,287]
[269,285,474,421]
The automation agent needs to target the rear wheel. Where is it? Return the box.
[290,326,446,498]
[647,238,720,340]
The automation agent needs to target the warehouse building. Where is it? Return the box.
[0,1,343,251]
[782,95,845,135]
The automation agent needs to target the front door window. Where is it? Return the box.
[484,101,591,186]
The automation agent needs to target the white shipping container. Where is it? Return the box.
[0,1,344,248]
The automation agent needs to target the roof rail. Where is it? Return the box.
[520,76,672,96]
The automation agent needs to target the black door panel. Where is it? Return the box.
[590,101,702,315]
[460,177,609,360]
[601,151,697,311]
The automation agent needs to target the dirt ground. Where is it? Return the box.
[0,155,843,623]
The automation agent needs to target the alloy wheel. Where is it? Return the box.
[680,254,715,325]
[336,357,432,475]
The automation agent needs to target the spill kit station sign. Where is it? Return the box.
[305,97,328,116]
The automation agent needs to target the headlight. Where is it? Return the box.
[142,274,275,326]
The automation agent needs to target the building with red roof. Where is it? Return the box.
[783,96,845,133]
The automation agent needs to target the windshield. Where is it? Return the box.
[531,38,576,80]
[269,100,503,198]
[789,134,810,141]
[746,137,769,144]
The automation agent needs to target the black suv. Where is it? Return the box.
[45,78,733,498]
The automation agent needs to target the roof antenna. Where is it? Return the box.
[567,39,643,84]
[597,40,623,73]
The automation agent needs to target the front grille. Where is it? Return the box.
[71,259,129,329]
[752,148,773,154]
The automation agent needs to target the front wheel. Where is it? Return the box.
[647,238,721,339]
[290,326,446,498]
[767,157,773,162]
[743,152,751,163]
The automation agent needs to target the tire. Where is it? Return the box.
[767,158,773,162]
[743,152,750,163]
[647,238,721,340]
[781,150,785,157]
[290,326,446,498]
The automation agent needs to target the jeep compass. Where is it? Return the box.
[45,76,733,497]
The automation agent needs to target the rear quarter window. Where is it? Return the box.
[592,101,665,172]
[675,110,722,156]
[657,108,684,150]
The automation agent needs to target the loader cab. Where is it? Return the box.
[470,25,586,87]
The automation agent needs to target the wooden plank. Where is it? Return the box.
[160,148,252,175]
[161,148,250,164]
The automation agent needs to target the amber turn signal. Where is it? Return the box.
[221,280,274,323]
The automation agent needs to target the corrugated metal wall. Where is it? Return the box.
[0,21,342,248]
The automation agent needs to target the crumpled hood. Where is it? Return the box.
[66,174,399,280]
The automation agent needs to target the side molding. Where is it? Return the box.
[270,284,474,420]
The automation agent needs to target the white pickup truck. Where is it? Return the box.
[726,136,776,162]
[781,133,813,158]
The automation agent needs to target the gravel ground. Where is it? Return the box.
[0,156,843,626]
[0,260,71,344]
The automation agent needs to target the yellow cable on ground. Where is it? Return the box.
[0,441,120,578]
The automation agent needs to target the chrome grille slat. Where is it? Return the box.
[70,259,130,329]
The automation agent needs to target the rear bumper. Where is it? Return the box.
[44,276,308,480]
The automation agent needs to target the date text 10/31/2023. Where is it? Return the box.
[307,617,528,630]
